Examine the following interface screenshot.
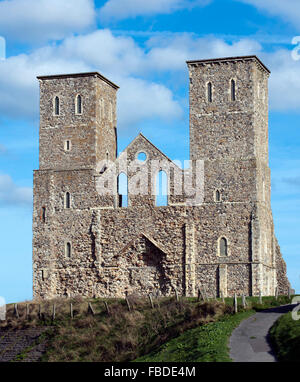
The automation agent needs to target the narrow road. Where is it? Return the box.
[229,304,295,362]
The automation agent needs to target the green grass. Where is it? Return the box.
[222,295,290,311]
[133,310,255,362]
[269,311,300,362]
[13,346,33,361]
[40,299,230,362]
[1,295,292,362]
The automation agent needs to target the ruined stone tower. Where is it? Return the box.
[33,56,290,299]
[187,56,280,296]
[38,72,118,170]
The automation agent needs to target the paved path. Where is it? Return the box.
[229,304,295,362]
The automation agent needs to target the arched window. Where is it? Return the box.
[231,79,236,101]
[118,172,128,207]
[215,189,221,202]
[65,192,70,209]
[65,242,71,258]
[54,96,60,115]
[155,170,168,206]
[76,95,82,114]
[64,140,71,151]
[41,206,46,222]
[207,82,212,102]
[219,237,228,256]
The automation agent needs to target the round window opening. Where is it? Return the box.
[137,152,147,162]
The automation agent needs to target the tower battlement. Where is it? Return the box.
[186,55,270,74]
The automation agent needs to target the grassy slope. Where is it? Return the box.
[1,295,291,362]
[41,298,230,362]
[134,296,293,362]
[269,311,300,362]
[134,310,255,362]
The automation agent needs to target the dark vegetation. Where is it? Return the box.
[0,295,291,362]
[269,310,300,362]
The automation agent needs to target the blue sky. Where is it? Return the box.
[0,0,299,303]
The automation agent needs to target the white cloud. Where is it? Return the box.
[59,30,262,75]
[238,0,300,30]
[261,49,300,112]
[0,30,263,125]
[1,28,299,130]
[0,174,32,206]
[117,77,182,126]
[58,30,145,77]
[0,0,96,42]
[0,51,89,119]
[143,33,300,113]
[99,0,211,21]
[144,34,262,71]
[0,30,182,128]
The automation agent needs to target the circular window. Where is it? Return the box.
[137,152,147,162]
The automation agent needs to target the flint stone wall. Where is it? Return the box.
[33,57,291,300]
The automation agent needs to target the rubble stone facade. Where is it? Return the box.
[33,56,290,299]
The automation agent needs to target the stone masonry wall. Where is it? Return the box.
[275,237,290,295]
[38,73,118,171]
[33,57,290,300]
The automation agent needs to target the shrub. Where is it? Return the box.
[269,311,300,362]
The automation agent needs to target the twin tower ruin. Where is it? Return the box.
[33,55,290,299]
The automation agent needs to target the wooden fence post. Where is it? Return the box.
[234,294,238,313]
[205,288,209,302]
[125,297,131,312]
[104,302,110,315]
[174,288,179,302]
[88,302,95,315]
[14,303,19,319]
[242,294,246,308]
[70,303,73,319]
[52,304,56,321]
[148,294,154,309]
[156,298,161,309]
[220,291,225,304]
